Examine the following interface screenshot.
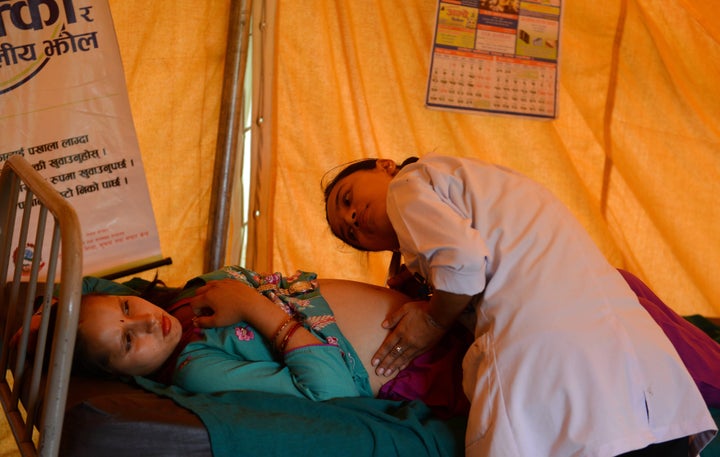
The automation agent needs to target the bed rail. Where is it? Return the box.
[0,155,83,457]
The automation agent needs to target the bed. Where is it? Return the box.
[0,155,465,457]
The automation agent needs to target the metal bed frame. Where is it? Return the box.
[0,155,83,457]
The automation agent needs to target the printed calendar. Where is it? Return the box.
[426,0,562,119]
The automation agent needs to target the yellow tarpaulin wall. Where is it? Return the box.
[109,0,719,317]
[107,2,228,283]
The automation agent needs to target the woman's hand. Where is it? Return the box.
[188,279,266,328]
[372,289,471,376]
[189,279,323,352]
[371,300,446,376]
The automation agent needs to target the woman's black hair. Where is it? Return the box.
[71,299,116,378]
[321,158,378,204]
[134,275,182,307]
[9,297,112,378]
[321,157,419,205]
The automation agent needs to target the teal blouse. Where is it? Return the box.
[168,266,372,400]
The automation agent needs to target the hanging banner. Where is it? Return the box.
[0,0,163,279]
[426,0,562,119]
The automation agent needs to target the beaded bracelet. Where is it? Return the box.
[278,321,303,354]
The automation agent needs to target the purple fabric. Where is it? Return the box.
[619,269,720,408]
[377,323,472,419]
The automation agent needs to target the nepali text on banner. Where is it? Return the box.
[1,0,163,279]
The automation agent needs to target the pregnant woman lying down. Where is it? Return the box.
[73,266,471,419]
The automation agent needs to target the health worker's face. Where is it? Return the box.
[79,295,182,376]
[326,160,400,251]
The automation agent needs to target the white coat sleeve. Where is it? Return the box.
[387,169,489,296]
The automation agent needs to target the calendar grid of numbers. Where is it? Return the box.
[426,0,562,119]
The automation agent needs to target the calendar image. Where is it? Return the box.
[426,0,562,119]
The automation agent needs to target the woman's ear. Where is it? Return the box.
[376,159,398,176]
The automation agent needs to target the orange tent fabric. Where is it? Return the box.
[108,1,229,283]
[265,0,719,316]
[110,0,719,317]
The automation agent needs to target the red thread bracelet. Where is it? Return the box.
[271,316,294,351]
[279,321,303,354]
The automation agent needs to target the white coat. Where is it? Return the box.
[387,154,716,457]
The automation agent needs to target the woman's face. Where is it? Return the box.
[326,159,400,251]
[79,294,182,376]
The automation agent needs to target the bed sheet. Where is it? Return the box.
[136,378,465,457]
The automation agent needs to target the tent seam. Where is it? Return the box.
[600,0,629,217]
